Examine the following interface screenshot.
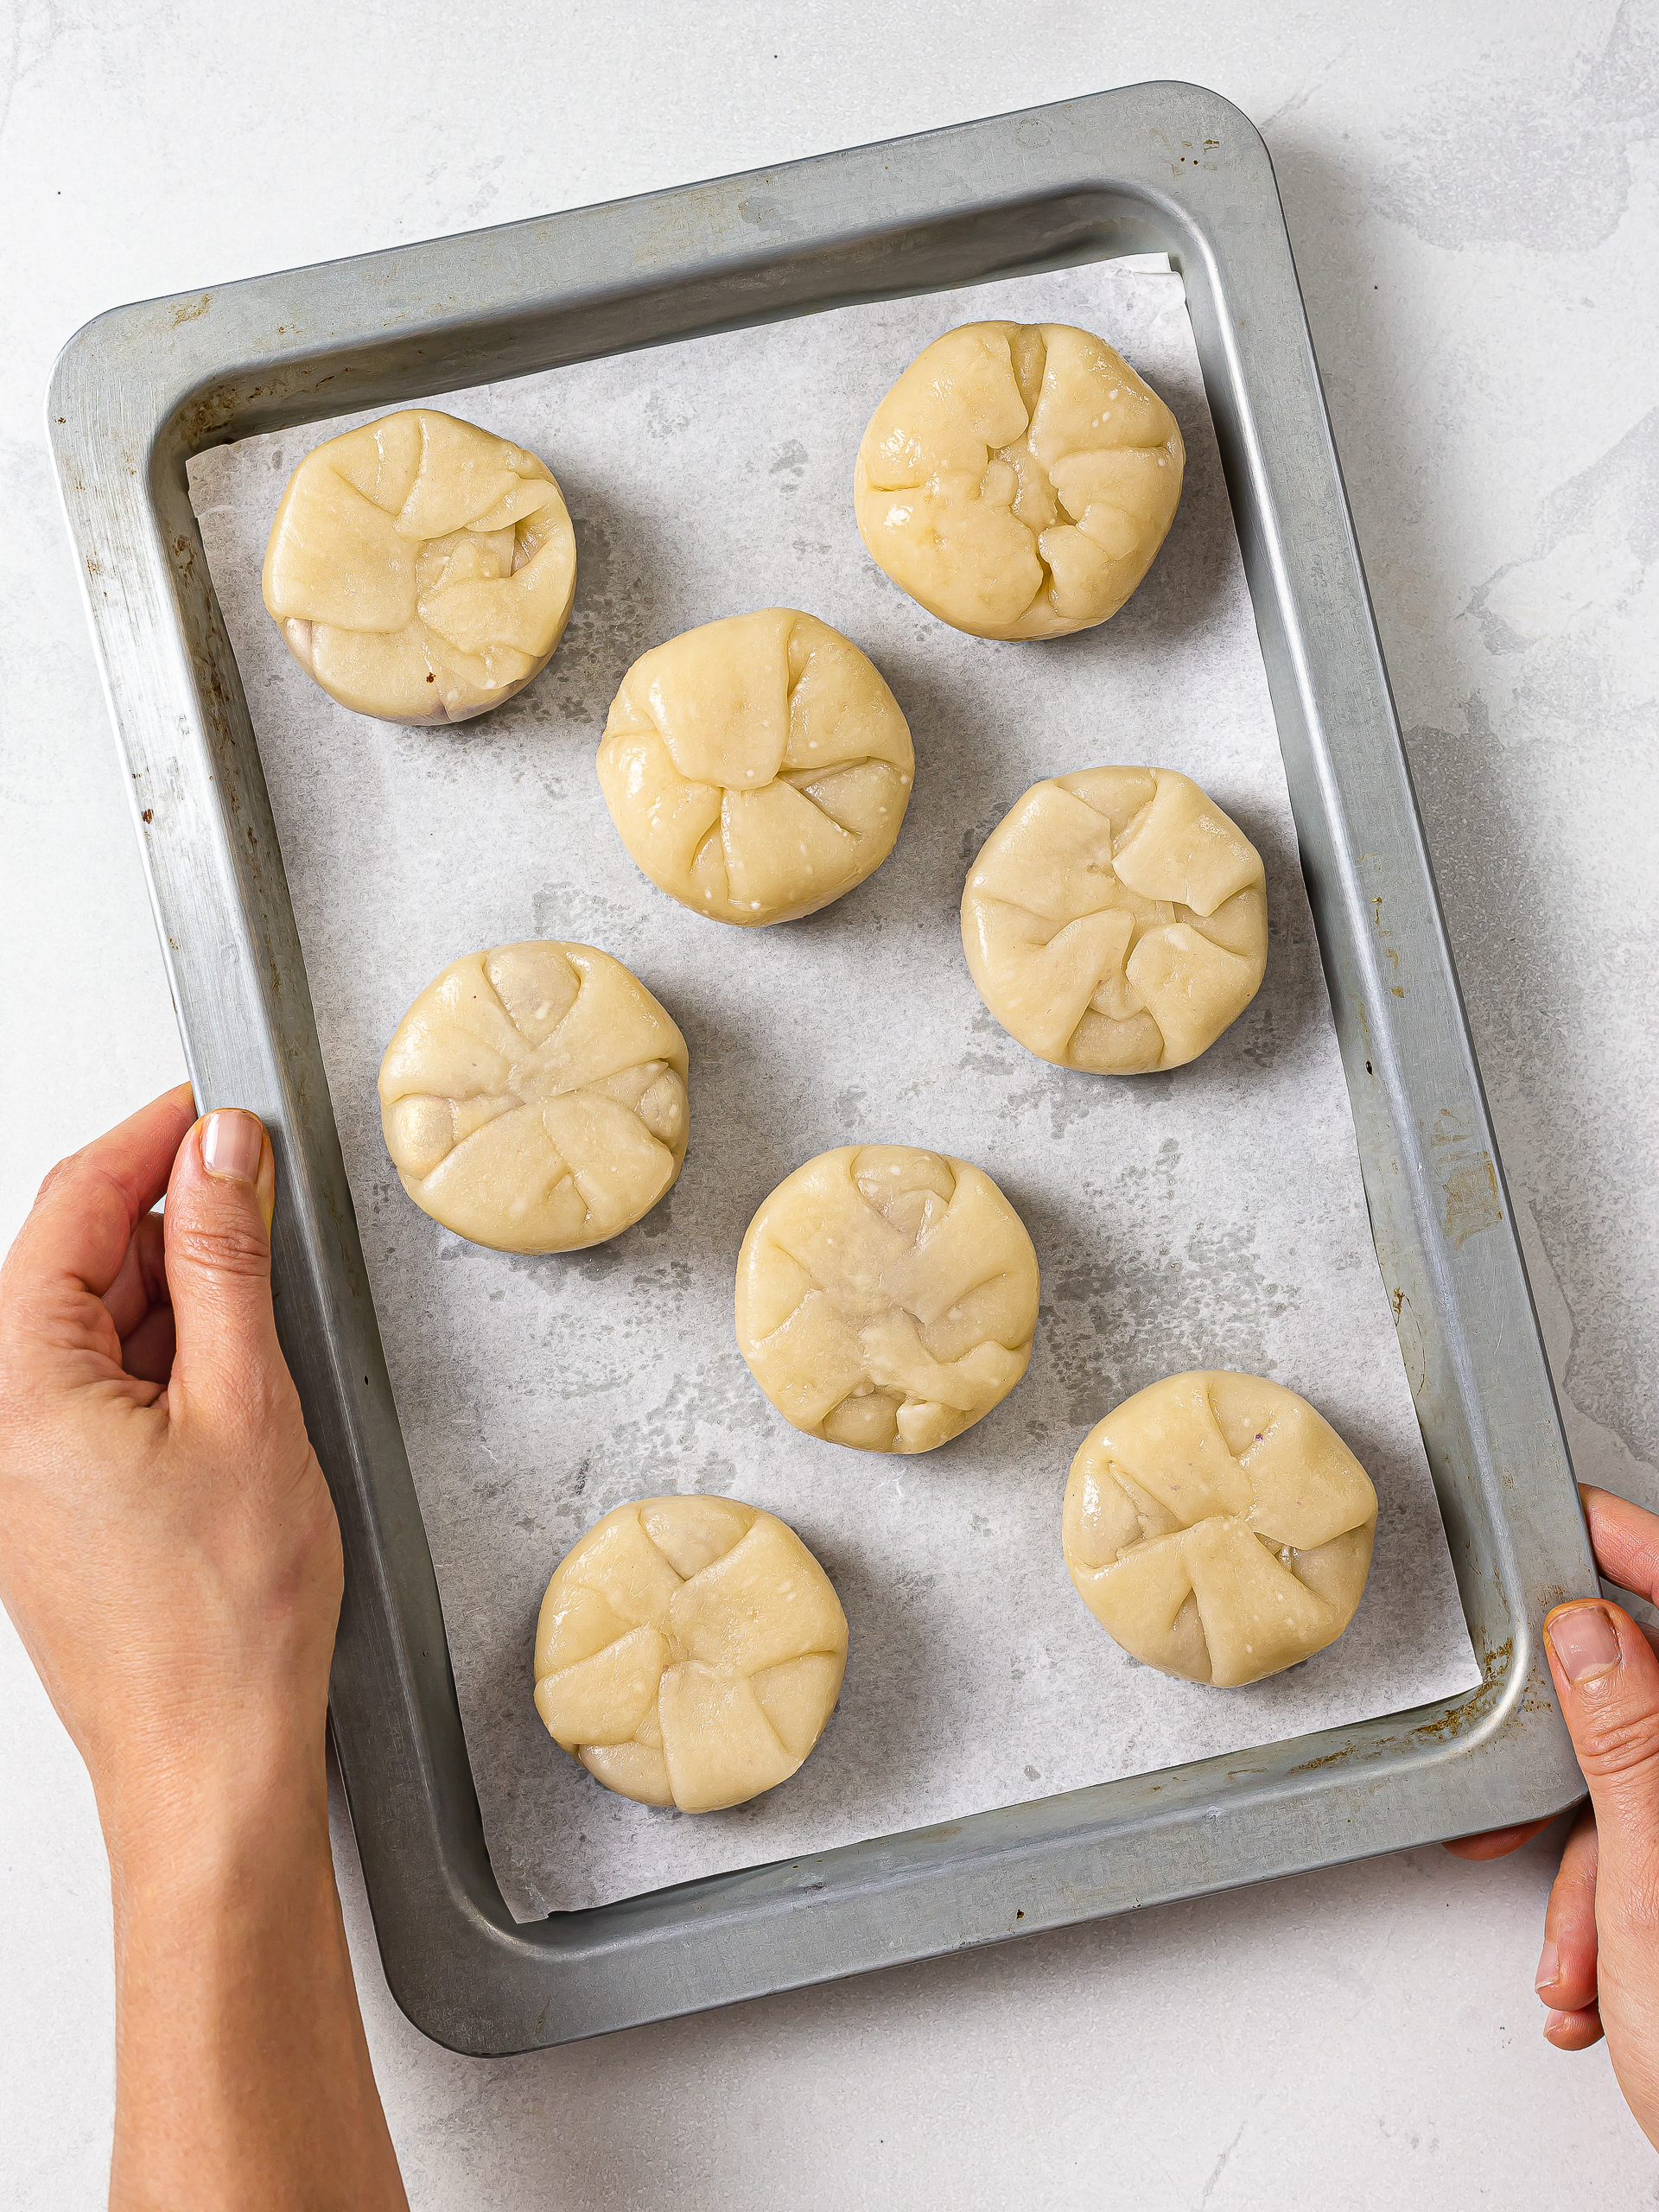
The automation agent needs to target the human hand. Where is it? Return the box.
[1445,1486,1659,2149]
[0,1084,341,1852]
[0,1089,402,2209]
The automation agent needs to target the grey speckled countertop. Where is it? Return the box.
[3,3,1655,2203]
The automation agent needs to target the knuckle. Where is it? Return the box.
[170,1217,270,1281]
[32,1154,79,1210]
[1573,1698,1659,1786]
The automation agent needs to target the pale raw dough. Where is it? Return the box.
[736,1145,1039,1454]
[596,607,914,926]
[534,1496,849,1811]
[962,767,1268,1074]
[262,408,576,723]
[1062,1371,1378,1687]
[378,940,688,1253]
[854,321,1185,639]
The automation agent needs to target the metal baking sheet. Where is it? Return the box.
[185,253,1481,1918]
[50,80,1592,2053]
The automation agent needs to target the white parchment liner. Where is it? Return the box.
[189,258,1480,1915]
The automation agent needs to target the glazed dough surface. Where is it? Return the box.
[534,1497,849,1812]
[597,608,914,926]
[962,767,1268,1074]
[855,321,1184,639]
[1062,1371,1378,1687]
[262,408,576,723]
[378,940,688,1253]
[736,1145,1039,1454]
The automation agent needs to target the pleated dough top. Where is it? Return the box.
[855,321,1184,639]
[597,608,914,926]
[262,407,575,723]
[1062,1372,1378,1687]
[962,767,1268,1073]
[534,1496,849,1813]
[736,1145,1040,1454]
[378,940,688,1253]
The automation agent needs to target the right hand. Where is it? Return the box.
[1446,1487,1659,2149]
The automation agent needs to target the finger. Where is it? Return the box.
[163,1111,282,1423]
[1535,1804,1599,2015]
[1546,1601,1659,1817]
[103,1210,169,1341]
[1581,1487,1659,1610]
[0,1086,196,1338]
[1543,1595,1659,2037]
[1544,2004,1605,2052]
[1443,1818,1554,1862]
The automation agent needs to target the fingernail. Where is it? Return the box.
[200,1109,264,1185]
[1548,1605,1622,1684]
[1535,1939,1560,1992]
[1545,2008,1567,2035]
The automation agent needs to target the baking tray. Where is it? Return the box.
[50,80,1592,2056]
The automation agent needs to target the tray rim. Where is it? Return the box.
[48,78,1592,2056]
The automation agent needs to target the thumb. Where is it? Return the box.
[1544,1599,1659,1910]
[163,1110,280,1416]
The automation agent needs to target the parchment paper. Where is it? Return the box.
[189,257,1480,1916]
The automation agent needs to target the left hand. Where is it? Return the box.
[0,1084,342,1857]
[0,1089,405,2211]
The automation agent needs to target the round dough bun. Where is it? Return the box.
[1062,1371,1378,1688]
[596,607,914,927]
[962,767,1268,1074]
[854,321,1184,639]
[262,408,576,724]
[534,1496,849,1812]
[378,940,688,1253]
[736,1144,1039,1455]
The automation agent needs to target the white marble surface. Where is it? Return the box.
[2,1,1655,2202]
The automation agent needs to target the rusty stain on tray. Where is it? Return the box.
[1287,1637,1518,1774]
[1369,886,1408,998]
[1443,1154,1503,1248]
[1408,1637,1514,1742]
[1424,1108,1504,1247]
